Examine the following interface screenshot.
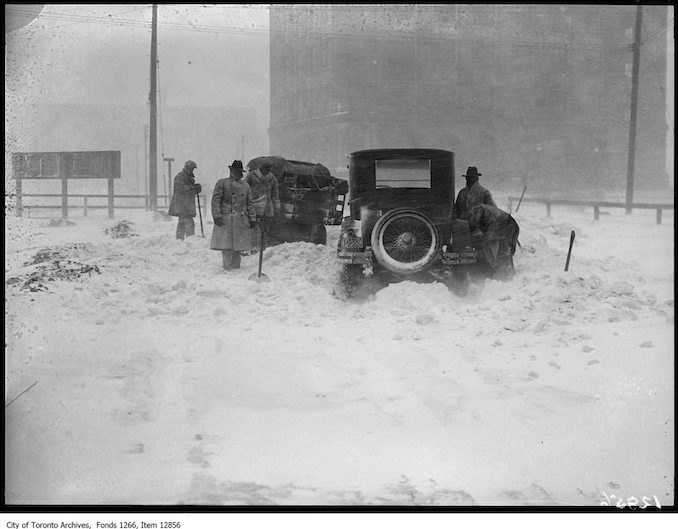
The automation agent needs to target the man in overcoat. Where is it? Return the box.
[453,166,497,221]
[168,160,202,240]
[210,160,256,270]
[467,203,520,280]
[244,161,281,249]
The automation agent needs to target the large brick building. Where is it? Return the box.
[269,4,670,196]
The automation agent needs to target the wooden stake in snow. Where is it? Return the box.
[564,230,575,271]
[5,380,38,408]
[515,185,528,213]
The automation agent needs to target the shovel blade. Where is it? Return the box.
[248,272,271,282]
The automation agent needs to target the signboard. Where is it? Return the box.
[12,151,121,180]
[11,150,121,220]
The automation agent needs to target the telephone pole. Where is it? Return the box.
[164,157,175,206]
[625,4,642,214]
[149,4,158,211]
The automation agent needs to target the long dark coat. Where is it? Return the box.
[468,204,519,270]
[453,181,496,220]
[210,177,256,251]
[168,168,200,217]
[243,170,281,217]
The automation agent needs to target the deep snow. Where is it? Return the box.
[4,203,674,506]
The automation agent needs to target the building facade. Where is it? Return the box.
[269,4,670,196]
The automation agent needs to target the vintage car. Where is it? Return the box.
[337,148,517,296]
[246,156,348,245]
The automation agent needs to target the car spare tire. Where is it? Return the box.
[370,208,440,274]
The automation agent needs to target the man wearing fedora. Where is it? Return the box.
[453,166,497,221]
[210,160,256,270]
[168,160,202,240]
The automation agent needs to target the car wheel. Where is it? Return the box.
[370,208,440,274]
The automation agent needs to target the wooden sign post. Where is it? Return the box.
[12,151,121,219]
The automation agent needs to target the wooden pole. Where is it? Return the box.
[108,177,114,219]
[149,4,158,211]
[144,125,149,210]
[564,230,575,272]
[515,185,528,212]
[164,157,174,206]
[15,178,22,217]
[60,154,68,219]
[625,4,642,214]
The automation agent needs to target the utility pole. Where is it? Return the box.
[149,4,158,211]
[135,144,140,194]
[143,124,149,209]
[625,4,642,214]
[164,157,174,206]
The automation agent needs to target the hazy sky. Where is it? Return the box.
[5,4,270,108]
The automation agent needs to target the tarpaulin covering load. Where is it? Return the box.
[246,156,336,189]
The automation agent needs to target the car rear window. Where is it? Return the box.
[375,159,431,189]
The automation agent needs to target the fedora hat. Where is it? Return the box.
[228,160,245,171]
[463,166,481,178]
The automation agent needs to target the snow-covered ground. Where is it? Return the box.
[4,204,674,507]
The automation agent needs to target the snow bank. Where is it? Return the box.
[4,208,674,506]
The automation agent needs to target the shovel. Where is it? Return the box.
[248,218,270,282]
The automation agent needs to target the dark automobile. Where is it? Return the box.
[246,156,348,245]
[337,148,518,296]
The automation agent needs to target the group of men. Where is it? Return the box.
[168,158,518,277]
[453,166,520,279]
[168,158,280,270]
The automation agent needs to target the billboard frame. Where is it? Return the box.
[11,150,121,219]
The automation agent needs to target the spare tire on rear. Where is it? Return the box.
[370,208,440,274]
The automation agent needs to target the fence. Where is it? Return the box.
[506,196,674,224]
[13,193,203,219]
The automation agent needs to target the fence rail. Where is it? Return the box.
[13,193,202,219]
[507,196,674,224]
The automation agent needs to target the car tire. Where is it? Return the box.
[370,208,440,275]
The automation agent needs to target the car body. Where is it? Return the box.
[337,148,516,296]
[246,156,348,245]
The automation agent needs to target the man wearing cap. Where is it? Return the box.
[453,166,496,221]
[168,160,202,240]
[244,160,281,249]
[210,160,256,270]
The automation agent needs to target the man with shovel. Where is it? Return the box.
[168,160,202,240]
[210,160,256,270]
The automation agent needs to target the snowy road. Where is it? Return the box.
[4,206,674,506]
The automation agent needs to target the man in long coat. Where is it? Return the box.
[168,160,202,240]
[453,166,496,220]
[244,161,281,249]
[467,203,520,280]
[210,160,256,270]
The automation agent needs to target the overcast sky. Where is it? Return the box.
[5,4,270,108]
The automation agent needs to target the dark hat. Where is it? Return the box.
[184,160,197,169]
[229,160,245,171]
[463,166,481,178]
